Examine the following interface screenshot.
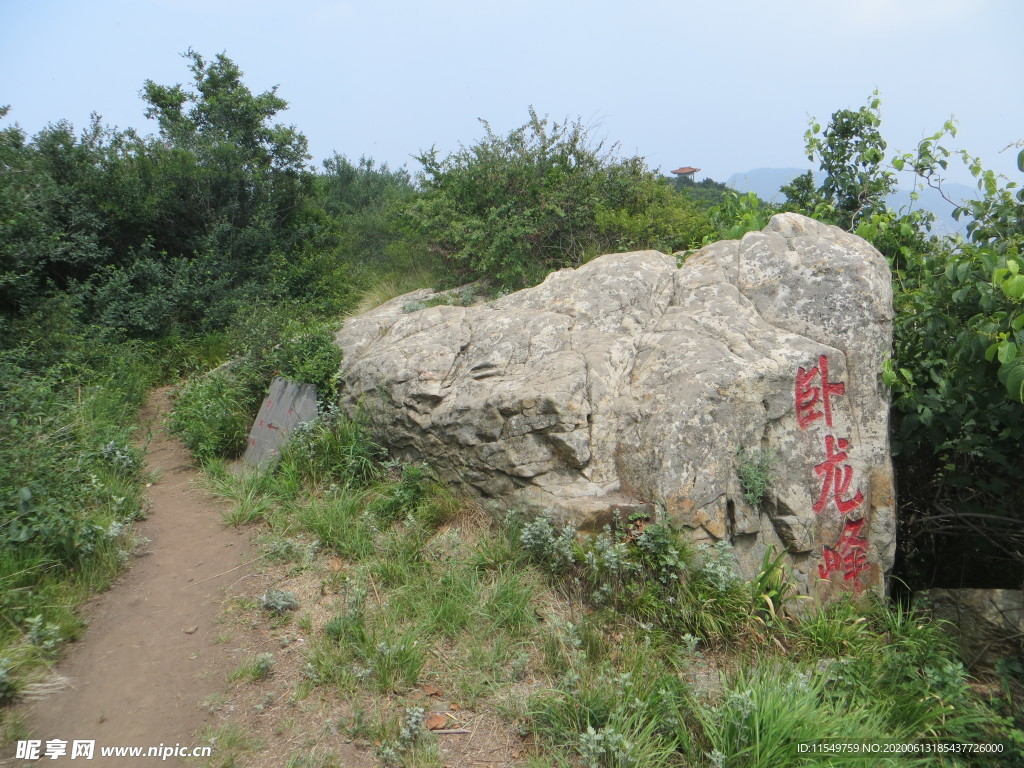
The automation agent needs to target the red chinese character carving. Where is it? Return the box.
[812,435,864,514]
[795,355,846,429]
[264,399,273,409]
[287,407,296,417]
[818,517,869,591]
[249,437,257,448]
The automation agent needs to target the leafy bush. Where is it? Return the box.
[413,108,712,289]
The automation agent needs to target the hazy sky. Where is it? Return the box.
[2,0,1021,187]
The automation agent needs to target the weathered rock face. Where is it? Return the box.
[919,589,1024,667]
[335,213,896,600]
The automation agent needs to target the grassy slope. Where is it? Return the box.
[188,412,1022,768]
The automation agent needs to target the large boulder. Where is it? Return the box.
[335,213,896,600]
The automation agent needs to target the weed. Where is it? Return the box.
[791,595,871,657]
[197,723,262,765]
[577,713,678,768]
[482,566,539,634]
[369,462,435,525]
[518,514,578,574]
[689,662,928,768]
[748,545,800,623]
[736,446,775,506]
[201,693,226,713]
[529,638,690,762]
[402,286,478,313]
[261,589,300,615]
[281,407,384,489]
[300,492,377,560]
[364,632,425,693]
[376,706,428,767]
[284,749,342,768]
[24,615,62,656]
[229,652,275,683]
[169,370,252,460]
[694,541,740,594]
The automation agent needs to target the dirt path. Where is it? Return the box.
[21,388,255,766]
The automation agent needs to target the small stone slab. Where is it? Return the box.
[243,377,318,469]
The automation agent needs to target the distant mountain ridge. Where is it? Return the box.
[725,167,977,235]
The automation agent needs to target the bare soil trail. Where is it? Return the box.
[21,388,255,766]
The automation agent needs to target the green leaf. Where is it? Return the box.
[1002,274,1024,301]
[1003,358,1024,402]
[956,262,971,283]
[1018,148,1024,174]
[997,341,1018,365]
[1011,314,1024,332]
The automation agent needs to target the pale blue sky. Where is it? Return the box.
[2,0,1020,187]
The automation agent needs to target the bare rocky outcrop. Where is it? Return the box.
[335,213,896,601]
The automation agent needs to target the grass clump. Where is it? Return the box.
[229,652,276,683]
[690,663,909,768]
[529,634,691,766]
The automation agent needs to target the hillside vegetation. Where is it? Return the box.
[2,53,1023,764]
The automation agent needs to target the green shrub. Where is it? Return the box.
[413,108,713,289]
[169,369,251,459]
[0,339,154,697]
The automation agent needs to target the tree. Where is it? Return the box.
[80,50,320,335]
[795,93,896,230]
[139,49,313,263]
[0,110,114,317]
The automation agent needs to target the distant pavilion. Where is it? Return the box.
[671,166,700,182]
